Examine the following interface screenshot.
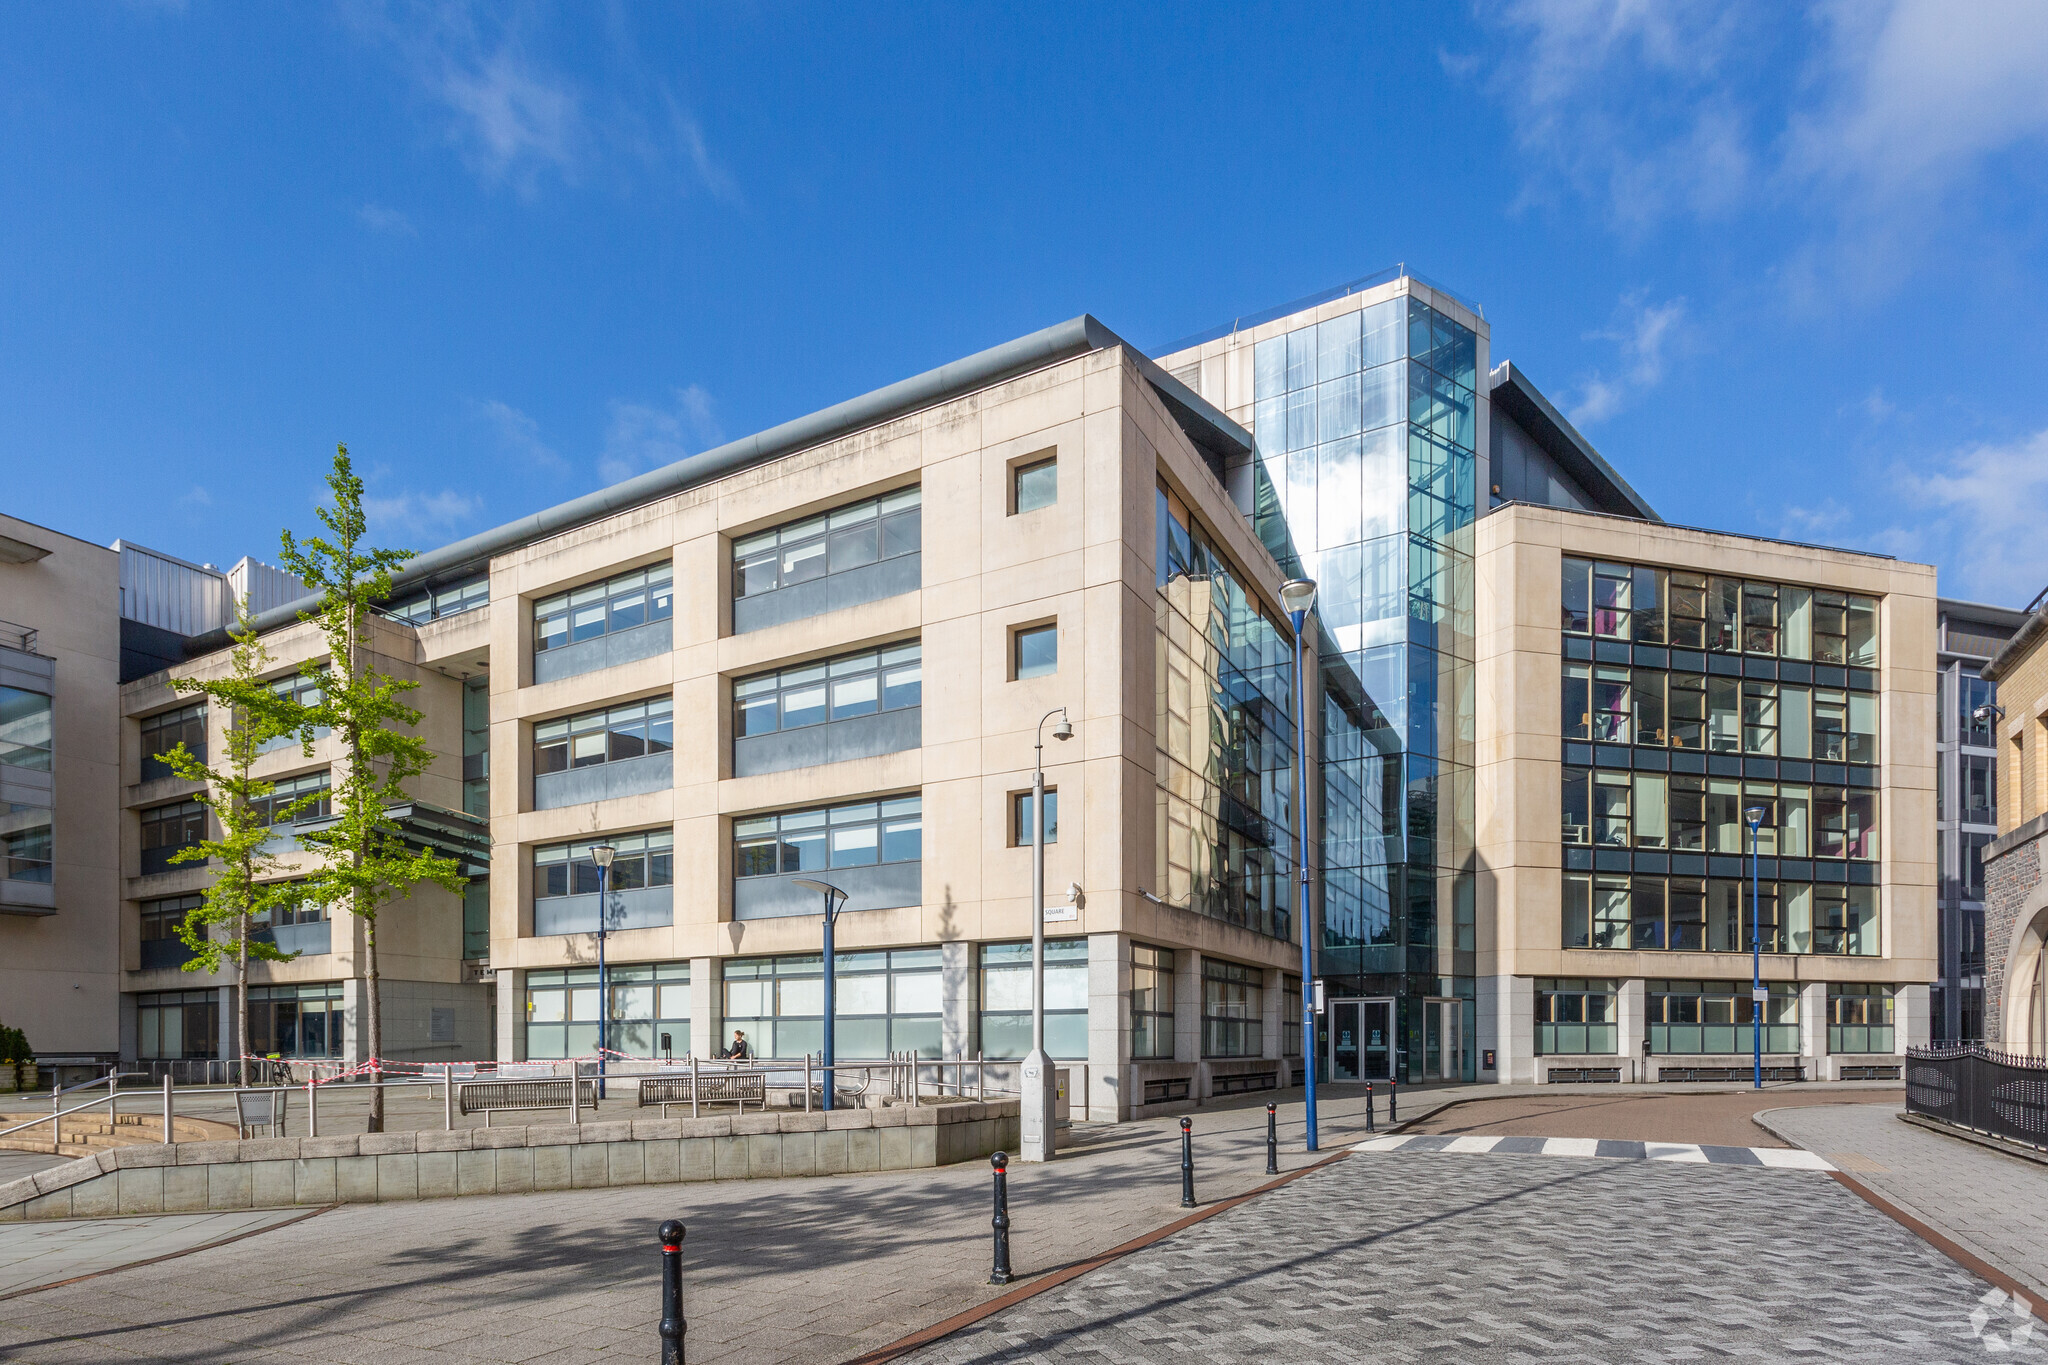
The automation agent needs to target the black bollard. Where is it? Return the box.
[1366,1081,1375,1132]
[1389,1077,1398,1124]
[1264,1102,1278,1175]
[658,1219,687,1365]
[988,1151,1013,1286]
[1179,1116,1197,1208]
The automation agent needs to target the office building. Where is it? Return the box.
[1980,587,2048,1052]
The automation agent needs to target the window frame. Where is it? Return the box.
[533,563,675,655]
[731,489,922,602]
[1012,622,1058,681]
[535,696,675,776]
[733,643,920,740]
[1010,453,1057,515]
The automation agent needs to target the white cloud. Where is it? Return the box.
[599,385,720,484]
[356,203,417,236]
[178,485,213,508]
[1568,293,1687,423]
[363,488,483,545]
[472,398,566,473]
[1894,427,2048,604]
[436,46,579,190]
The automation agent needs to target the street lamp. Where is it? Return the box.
[1743,808,1765,1091]
[590,843,616,1101]
[1279,577,1319,1153]
[793,878,849,1111]
[1022,707,1074,1164]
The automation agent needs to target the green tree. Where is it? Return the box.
[160,599,316,1084]
[280,445,467,1131]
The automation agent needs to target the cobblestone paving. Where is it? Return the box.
[1762,1102,2048,1301]
[905,1152,2042,1364]
[1357,1131,1834,1167]
[0,1209,314,1298]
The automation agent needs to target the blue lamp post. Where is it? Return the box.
[1279,577,1319,1152]
[1744,807,1765,1090]
[591,843,616,1102]
[794,878,849,1110]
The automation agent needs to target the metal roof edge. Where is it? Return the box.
[1488,361,1661,523]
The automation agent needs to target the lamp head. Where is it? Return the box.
[1744,806,1766,827]
[1279,578,1318,618]
[1053,716,1073,742]
[791,877,849,919]
[590,844,617,870]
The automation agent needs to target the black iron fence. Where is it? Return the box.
[1905,1044,2048,1152]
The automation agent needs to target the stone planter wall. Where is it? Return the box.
[0,1099,1019,1221]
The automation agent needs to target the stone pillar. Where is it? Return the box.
[217,985,236,1067]
[495,969,524,1063]
[691,957,718,1060]
[1174,948,1202,1096]
[1086,933,1128,1122]
[1801,981,1829,1080]
[1897,981,1932,1052]
[940,940,975,1060]
[341,978,371,1066]
[1260,966,1285,1088]
[1618,978,1646,1082]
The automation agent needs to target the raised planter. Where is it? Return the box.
[0,1098,1019,1221]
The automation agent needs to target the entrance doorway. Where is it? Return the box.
[1328,999,1394,1082]
[1424,998,1462,1081]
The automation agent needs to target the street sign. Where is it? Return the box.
[1752,987,1770,1003]
[1042,902,1077,923]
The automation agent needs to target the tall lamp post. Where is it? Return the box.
[1743,808,1765,1091]
[793,879,849,1111]
[1278,578,1319,1152]
[591,843,616,1101]
[1022,707,1074,1164]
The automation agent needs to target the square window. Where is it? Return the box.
[1012,789,1058,845]
[1013,624,1057,680]
[1012,456,1057,515]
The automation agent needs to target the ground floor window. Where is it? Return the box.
[1283,975,1303,1057]
[1130,944,1174,1059]
[248,983,345,1059]
[1828,983,1895,1053]
[526,962,690,1060]
[980,940,1088,1059]
[1535,979,1618,1054]
[1648,980,1799,1054]
[1202,959,1264,1058]
[723,949,941,1059]
[137,989,219,1059]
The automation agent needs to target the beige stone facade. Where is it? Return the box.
[1980,599,2048,1051]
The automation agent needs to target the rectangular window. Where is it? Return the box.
[527,961,691,1060]
[733,643,919,739]
[141,894,201,942]
[1669,572,1707,649]
[1012,789,1058,845]
[1813,592,1849,665]
[1283,975,1302,1057]
[386,576,489,625]
[1707,577,1740,653]
[1668,878,1706,951]
[1012,454,1057,515]
[1591,666,1631,744]
[1633,772,1668,848]
[0,687,53,773]
[135,989,221,1060]
[979,939,1088,1059]
[1131,944,1175,1059]
[1631,566,1666,644]
[1961,753,1995,825]
[249,771,331,827]
[1707,677,1741,753]
[1562,663,1591,741]
[1669,672,1706,751]
[1670,774,1706,851]
[1201,958,1264,1058]
[1962,674,1998,746]
[734,796,921,876]
[1743,682,1779,756]
[1013,623,1057,680]
[139,702,204,776]
[1780,685,1811,759]
[1,808,52,883]
[1591,562,1631,639]
[1633,670,1666,746]
[1742,582,1779,654]
[141,799,207,870]
[732,489,921,601]
[1561,557,1591,634]
[1649,980,1799,1055]
[535,696,675,773]
[1535,978,1618,1054]
[533,829,674,898]
[722,949,941,1060]
[1592,875,1630,948]
[533,563,674,653]
[268,667,326,711]
[1562,768,1591,845]
[246,983,346,1060]
[1827,984,1895,1053]
[1593,772,1631,847]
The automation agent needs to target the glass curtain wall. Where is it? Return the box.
[1249,291,1479,1082]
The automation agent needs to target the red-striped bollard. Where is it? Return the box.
[658,1219,686,1364]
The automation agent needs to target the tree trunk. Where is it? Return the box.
[364,886,382,1132]
[236,920,249,1089]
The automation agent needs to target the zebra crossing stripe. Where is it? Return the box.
[1352,1133,1835,1172]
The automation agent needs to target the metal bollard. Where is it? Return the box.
[162,1073,173,1145]
[1265,1102,1278,1176]
[988,1152,1014,1285]
[658,1219,687,1364]
[1179,1117,1196,1208]
[1388,1077,1397,1124]
[1366,1081,1375,1133]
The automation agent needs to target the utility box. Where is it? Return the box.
[1054,1068,1071,1128]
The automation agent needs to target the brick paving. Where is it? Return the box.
[1761,1102,2048,1302]
[1404,1086,1899,1148]
[0,1209,312,1298]
[904,1152,2041,1364]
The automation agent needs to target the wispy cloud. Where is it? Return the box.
[472,398,567,473]
[1569,292,1687,424]
[178,485,213,509]
[599,385,721,484]
[356,203,417,236]
[1893,427,2048,604]
[362,488,483,545]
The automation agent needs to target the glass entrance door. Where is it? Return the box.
[1329,999,1394,1081]
[1424,998,1462,1081]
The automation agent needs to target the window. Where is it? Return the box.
[1012,789,1058,846]
[734,644,920,738]
[1591,667,1631,743]
[732,489,921,600]
[136,990,219,1060]
[1669,673,1706,750]
[1562,769,1590,845]
[1743,682,1778,755]
[386,576,488,625]
[534,563,674,653]
[462,677,489,818]
[1562,558,1590,634]
[534,829,674,897]
[1013,624,1057,680]
[1648,980,1799,1055]
[1671,775,1706,850]
[527,961,690,1060]
[1707,577,1740,652]
[1131,944,1174,1059]
[1591,562,1632,639]
[1669,572,1707,648]
[2,808,52,883]
[1962,831,1992,900]
[721,949,940,1060]
[1828,984,1895,1053]
[1962,674,1998,747]
[1201,958,1264,1058]
[248,983,345,1059]
[1707,677,1740,752]
[142,894,201,943]
[1535,979,1617,1054]
[1813,885,1880,955]
[1813,592,1850,664]
[1742,582,1779,654]
[1593,771,1631,847]
[269,668,326,711]
[1961,754,1995,825]
[1633,670,1666,746]
[1012,454,1057,515]
[535,697,673,773]
[1283,975,1302,1057]
[0,687,53,772]
[140,702,205,776]
[980,939,1088,1058]
[735,796,922,877]
[141,799,206,872]
[1631,567,1666,644]
[249,771,330,827]
[1563,663,1590,740]
[268,882,328,926]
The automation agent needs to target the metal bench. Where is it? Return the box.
[638,1072,767,1117]
[459,1077,598,1125]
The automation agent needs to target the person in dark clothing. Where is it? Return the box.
[721,1030,753,1060]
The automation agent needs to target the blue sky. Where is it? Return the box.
[5,2,2048,604]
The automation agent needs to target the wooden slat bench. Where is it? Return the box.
[459,1078,598,1125]
[638,1072,767,1116]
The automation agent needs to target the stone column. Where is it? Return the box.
[341,977,371,1067]
[1897,981,1931,1052]
[1801,981,1829,1080]
[690,957,717,1060]
[1260,966,1285,1088]
[1086,933,1128,1121]
[1617,978,1646,1082]
[940,940,975,1060]
[1174,948,1202,1097]
[495,969,524,1063]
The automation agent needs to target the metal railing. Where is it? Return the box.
[0,619,38,654]
[1905,1043,2048,1152]
[0,1072,148,1155]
